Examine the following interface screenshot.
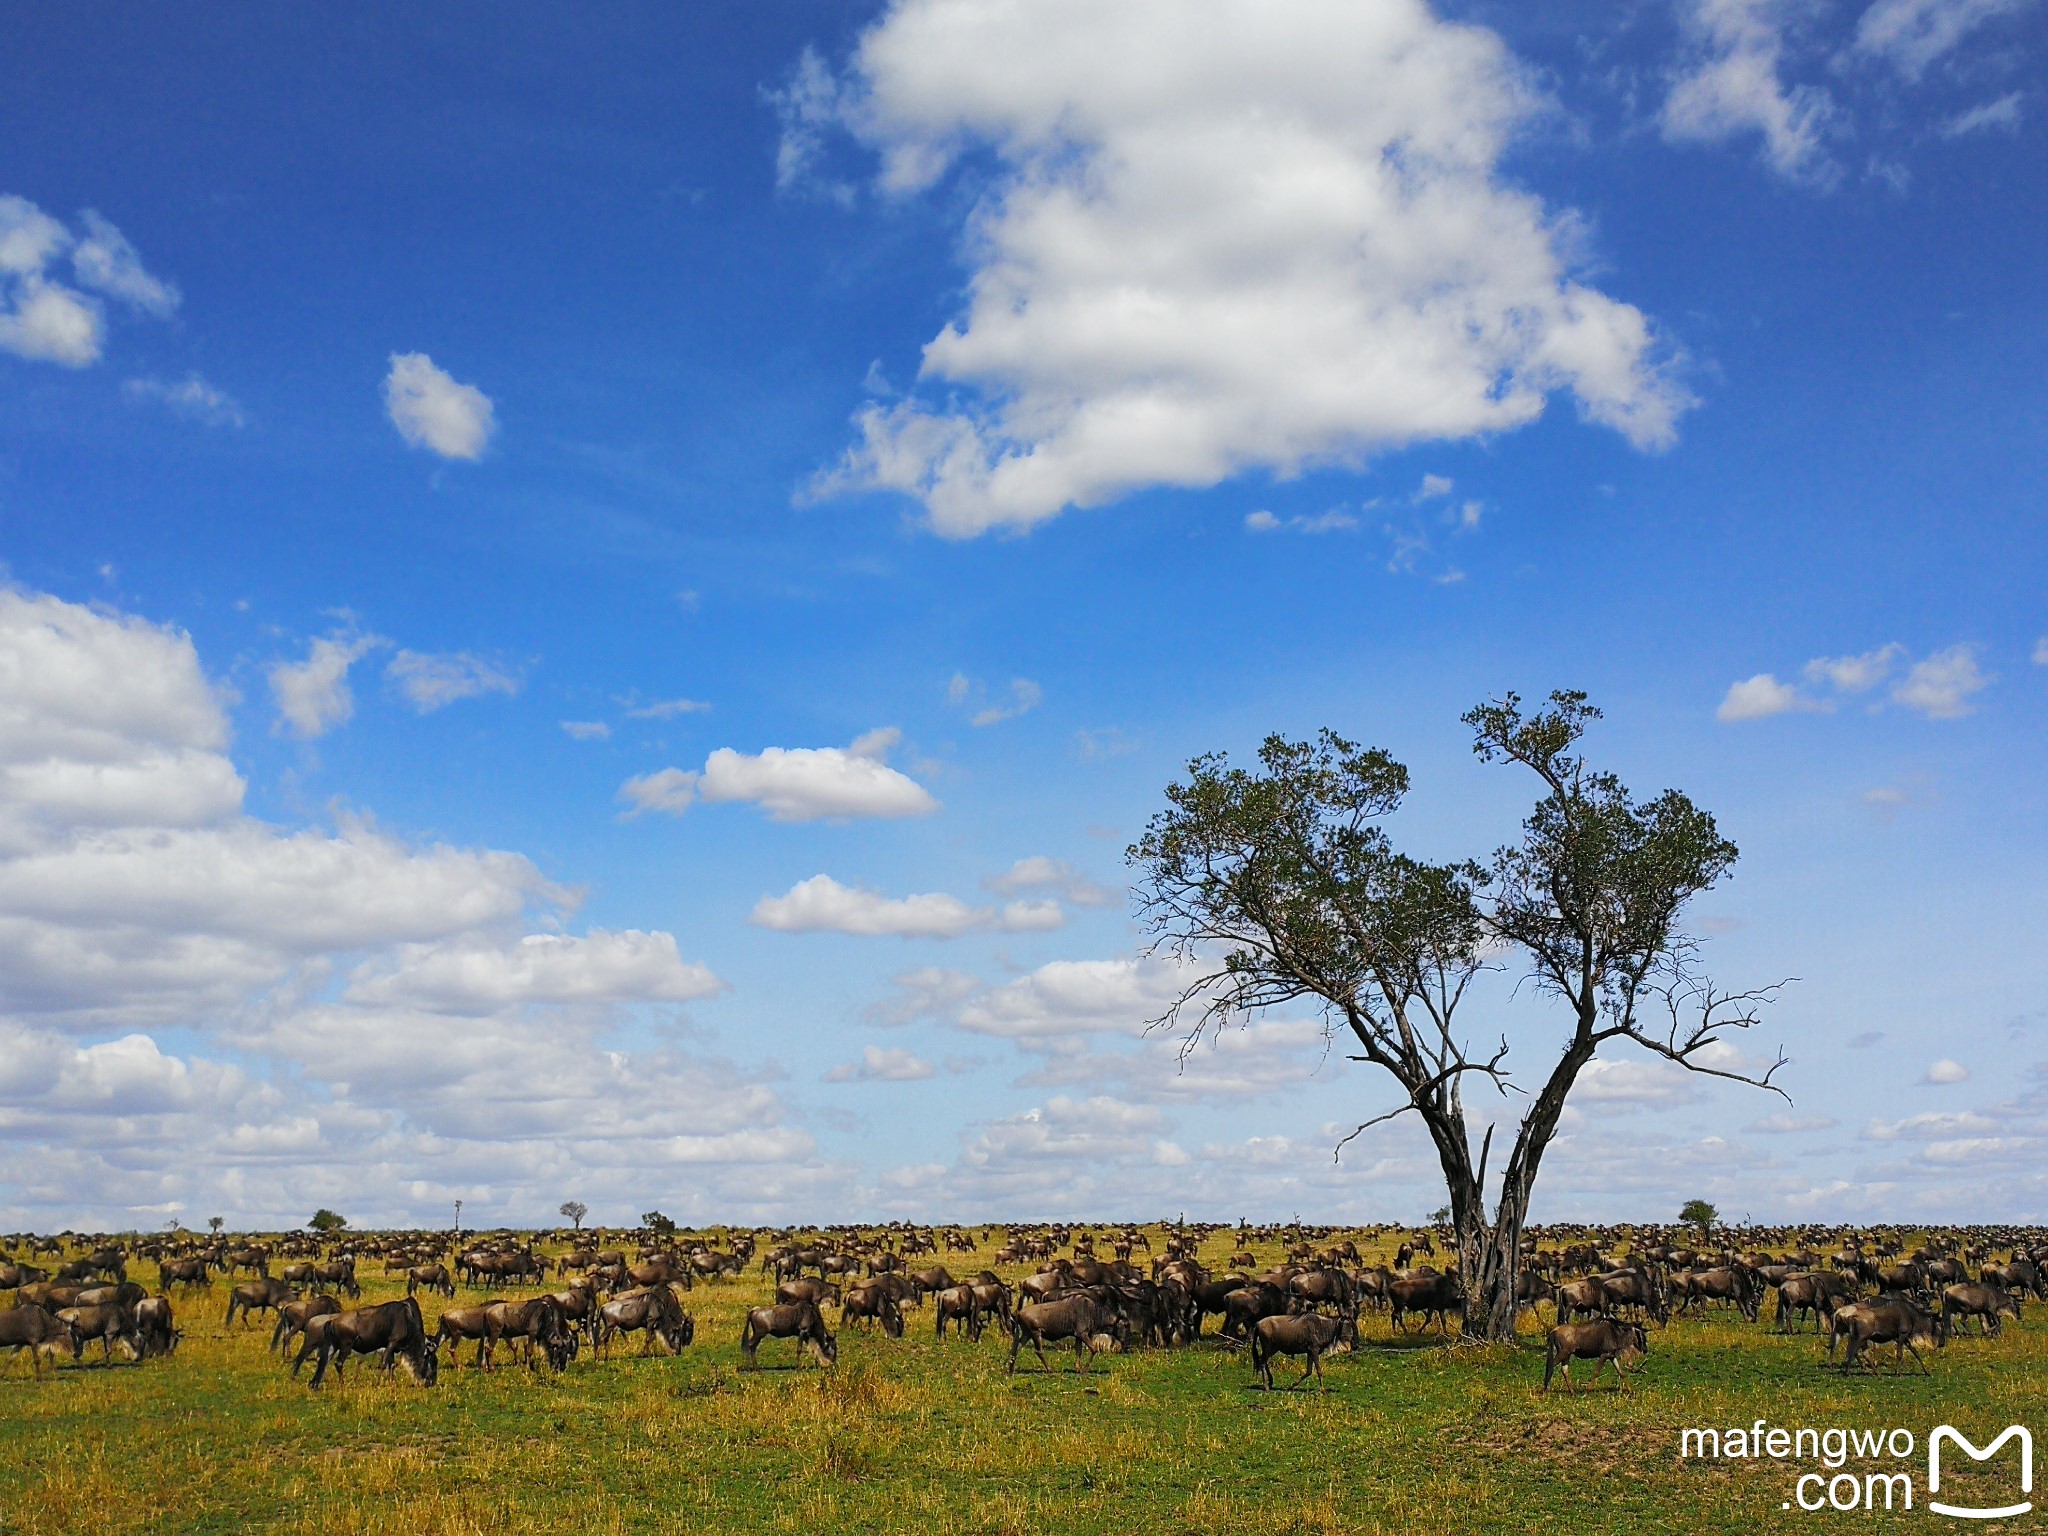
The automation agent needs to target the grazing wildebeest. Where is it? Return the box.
[1939,1283,2021,1343]
[135,1297,179,1358]
[56,1304,140,1365]
[0,1304,79,1377]
[1544,1321,1648,1391]
[1827,1300,1936,1373]
[740,1301,836,1369]
[405,1264,454,1298]
[294,1297,438,1388]
[1389,1271,1463,1334]
[484,1296,574,1371]
[271,1294,341,1356]
[226,1277,296,1329]
[1008,1295,1120,1374]
[596,1286,694,1359]
[1249,1310,1358,1390]
[840,1283,905,1336]
[1982,1258,2047,1302]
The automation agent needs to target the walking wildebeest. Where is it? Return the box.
[740,1301,836,1369]
[405,1264,455,1298]
[1544,1320,1648,1391]
[0,1304,80,1377]
[271,1294,341,1356]
[1249,1310,1358,1390]
[1008,1295,1121,1374]
[226,1277,296,1329]
[135,1296,179,1358]
[56,1304,141,1365]
[1939,1283,2021,1342]
[1389,1271,1462,1334]
[294,1297,438,1388]
[484,1296,575,1371]
[1827,1299,1936,1373]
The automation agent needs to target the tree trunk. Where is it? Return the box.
[1453,1200,1523,1341]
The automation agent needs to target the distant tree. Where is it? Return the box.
[642,1210,675,1240]
[1680,1199,1719,1238]
[1131,692,1788,1340]
[208,1215,224,1235]
[560,1200,588,1232]
[1428,1206,1452,1230]
[308,1209,348,1234]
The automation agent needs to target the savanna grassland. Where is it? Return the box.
[1,1228,2038,1536]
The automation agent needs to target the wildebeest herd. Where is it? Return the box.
[2,1219,2040,1391]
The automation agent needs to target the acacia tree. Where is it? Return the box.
[560,1200,588,1232]
[1130,691,1787,1339]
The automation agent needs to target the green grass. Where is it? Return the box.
[1,1232,2036,1535]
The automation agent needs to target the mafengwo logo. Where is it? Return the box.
[1928,1426,2032,1521]
[1679,1421,2034,1516]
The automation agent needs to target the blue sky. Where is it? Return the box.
[1,0,2043,1230]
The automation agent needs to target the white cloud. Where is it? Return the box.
[973,679,1043,727]
[1747,1112,1840,1132]
[954,955,1199,1042]
[809,0,1689,537]
[1803,642,1904,693]
[946,673,1044,726]
[826,1044,937,1082]
[345,930,724,1014]
[1892,644,1989,718]
[984,855,1115,906]
[383,352,496,461]
[123,373,247,428]
[1417,473,1454,500]
[623,697,711,720]
[768,45,857,202]
[561,720,611,741]
[1941,92,2024,137]
[621,728,938,823]
[1924,1057,1971,1084]
[616,767,700,816]
[384,649,521,712]
[1662,0,1837,185]
[1852,0,2036,80]
[1716,672,1815,722]
[0,584,855,1231]
[268,633,383,739]
[2033,636,2048,666]
[0,197,177,368]
[1246,507,1361,535]
[866,966,982,1026]
[751,873,1061,937]
[752,874,987,938]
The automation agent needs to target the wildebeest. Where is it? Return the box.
[135,1296,179,1358]
[434,1303,500,1369]
[271,1294,342,1356]
[1939,1283,2021,1342]
[596,1286,694,1359]
[1672,1266,1759,1323]
[775,1277,839,1309]
[405,1264,454,1298]
[293,1297,438,1388]
[933,1284,983,1340]
[1389,1271,1463,1334]
[740,1301,836,1368]
[1775,1271,1856,1333]
[1827,1299,1937,1373]
[225,1277,296,1329]
[1544,1320,1648,1391]
[840,1282,906,1336]
[56,1304,141,1365]
[1008,1295,1120,1374]
[1249,1310,1358,1390]
[484,1296,575,1371]
[0,1304,80,1377]
[158,1256,212,1291]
